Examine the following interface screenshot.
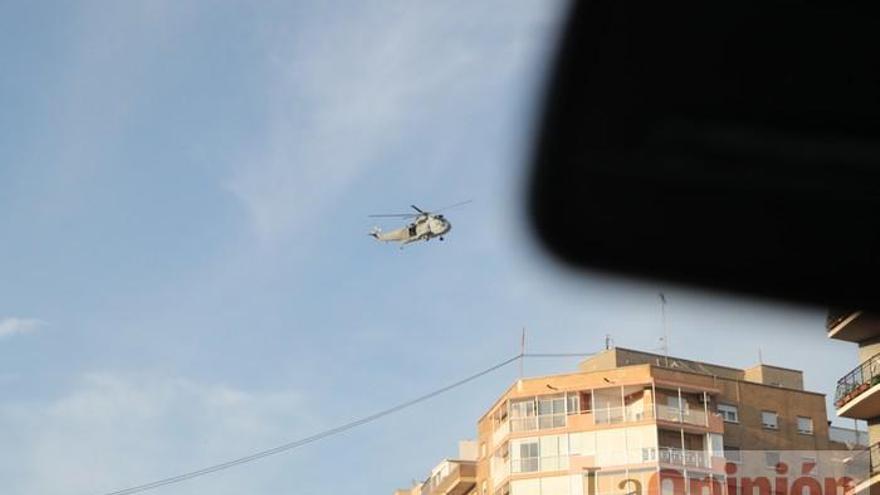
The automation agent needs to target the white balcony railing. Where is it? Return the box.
[656,405,708,426]
[658,447,709,468]
[496,447,705,482]
[492,402,709,452]
[510,413,567,432]
[594,447,661,466]
[492,420,509,447]
[510,455,571,474]
[490,455,509,486]
[593,405,651,424]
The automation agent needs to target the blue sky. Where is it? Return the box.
[0,2,860,494]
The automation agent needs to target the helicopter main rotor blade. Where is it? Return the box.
[410,205,426,214]
[368,213,419,218]
[434,199,473,213]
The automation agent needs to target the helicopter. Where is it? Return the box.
[368,200,471,247]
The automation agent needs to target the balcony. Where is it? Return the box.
[594,405,653,425]
[851,443,880,495]
[494,406,651,445]
[656,404,708,427]
[511,455,571,474]
[421,462,476,495]
[827,309,880,343]
[594,447,663,467]
[492,420,509,447]
[490,455,510,487]
[836,353,880,419]
[658,447,710,469]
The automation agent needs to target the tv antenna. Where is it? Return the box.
[659,293,669,366]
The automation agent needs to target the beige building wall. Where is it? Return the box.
[399,348,846,495]
[473,349,838,495]
[742,364,804,390]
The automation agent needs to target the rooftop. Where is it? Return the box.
[580,347,804,390]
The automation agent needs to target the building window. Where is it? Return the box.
[667,395,689,412]
[797,416,814,435]
[537,395,566,429]
[509,435,570,474]
[724,446,741,463]
[761,411,778,430]
[498,442,510,469]
[510,395,569,432]
[765,451,781,469]
[517,440,539,473]
[480,442,487,458]
[492,403,509,431]
[718,404,739,423]
[510,398,537,432]
[566,392,580,415]
[709,434,724,458]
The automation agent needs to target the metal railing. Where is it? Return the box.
[505,405,653,433]
[835,353,880,408]
[494,401,710,447]
[594,405,652,424]
[850,442,880,478]
[658,447,709,468]
[510,413,566,432]
[656,404,708,426]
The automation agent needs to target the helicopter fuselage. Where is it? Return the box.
[371,214,451,245]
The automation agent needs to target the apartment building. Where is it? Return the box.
[395,441,478,495]
[475,348,843,495]
[395,347,857,495]
[828,309,880,494]
[830,425,868,450]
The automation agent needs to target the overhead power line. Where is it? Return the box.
[523,352,598,358]
[101,354,522,495]
[100,351,601,495]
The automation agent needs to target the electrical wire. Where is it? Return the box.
[100,354,522,495]
[523,352,598,358]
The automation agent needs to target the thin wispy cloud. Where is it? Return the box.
[0,3,848,495]
[0,317,45,338]
[0,372,311,495]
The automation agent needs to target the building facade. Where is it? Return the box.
[395,441,478,495]
[477,348,842,495]
[397,347,860,495]
[828,310,880,494]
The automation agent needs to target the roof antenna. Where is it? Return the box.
[659,292,669,367]
[605,334,613,350]
[758,346,763,364]
[519,327,526,378]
